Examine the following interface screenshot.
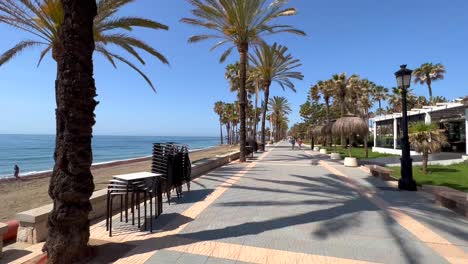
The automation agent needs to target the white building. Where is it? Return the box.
[371,97,468,159]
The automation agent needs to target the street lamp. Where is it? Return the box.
[395,65,417,191]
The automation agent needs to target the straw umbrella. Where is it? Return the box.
[332,114,368,157]
[310,125,323,149]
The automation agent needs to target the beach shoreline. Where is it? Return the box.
[0,146,215,182]
[0,144,238,222]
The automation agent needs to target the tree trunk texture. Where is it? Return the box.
[219,117,223,145]
[44,0,97,263]
[422,152,429,174]
[325,100,332,147]
[237,43,248,162]
[340,98,346,147]
[427,78,433,103]
[253,86,259,141]
[260,84,270,150]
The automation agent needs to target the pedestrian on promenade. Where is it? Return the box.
[291,137,296,150]
[14,164,21,180]
[298,138,303,149]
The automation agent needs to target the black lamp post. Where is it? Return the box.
[395,65,417,191]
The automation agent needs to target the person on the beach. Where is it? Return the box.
[298,138,303,149]
[291,137,296,150]
[14,164,20,180]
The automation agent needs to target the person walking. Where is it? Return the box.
[298,138,303,149]
[291,137,296,150]
[14,164,20,180]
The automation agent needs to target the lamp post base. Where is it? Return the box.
[398,177,417,191]
[399,157,417,191]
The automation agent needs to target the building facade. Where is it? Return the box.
[371,98,468,159]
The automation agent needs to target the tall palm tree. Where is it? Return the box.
[181,0,305,161]
[332,73,358,146]
[372,85,389,114]
[413,63,446,103]
[223,103,235,144]
[409,122,448,174]
[350,78,374,157]
[250,42,303,150]
[0,0,169,91]
[268,96,291,141]
[310,80,333,146]
[214,101,224,144]
[40,0,97,262]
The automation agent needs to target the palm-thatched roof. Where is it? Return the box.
[332,114,368,136]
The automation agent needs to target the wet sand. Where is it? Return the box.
[0,145,238,222]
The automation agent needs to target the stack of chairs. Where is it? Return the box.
[152,143,191,204]
[106,178,159,237]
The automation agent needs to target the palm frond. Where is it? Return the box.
[37,45,52,67]
[106,51,156,92]
[0,40,44,66]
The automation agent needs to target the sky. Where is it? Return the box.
[0,0,467,136]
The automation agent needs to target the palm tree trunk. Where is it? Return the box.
[219,117,223,145]
[426,79,433,103]
[325,99,332,147]
[422,152,429,174]
[237,43,248,162]
[340,95,346,147]
[44,0,97,263]
[260,84,270,150]
[253,85,259,141]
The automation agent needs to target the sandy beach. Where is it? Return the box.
[0,145,238,222]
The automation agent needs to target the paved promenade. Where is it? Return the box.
[7,142,468,264]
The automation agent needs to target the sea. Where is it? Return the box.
[0,134,219,179]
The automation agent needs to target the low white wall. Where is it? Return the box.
[372,147,418,156]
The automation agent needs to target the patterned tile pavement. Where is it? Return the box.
[7,142,468,264]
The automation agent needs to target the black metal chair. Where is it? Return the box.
[106,179,154,236]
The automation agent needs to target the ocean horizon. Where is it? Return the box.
[0,134,219,178]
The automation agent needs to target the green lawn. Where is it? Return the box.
[389,162,468,192]
[321,146,397,159]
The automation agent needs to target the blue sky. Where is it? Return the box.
[0,0,467,136]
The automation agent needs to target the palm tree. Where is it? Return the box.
[250,42,303,151]
[0,0,169,91]
[409,122,448,174]
[268,96,291,141]
[214,101,224,144]
[310,80,333,146]
[413,63,446,103]
[222,103,235,144]
[388,87,417,113]
[350,78,374,158]
[332,73,358,146]
[40,0,96,262]
[372,85,389,114]
[181,0,305,161]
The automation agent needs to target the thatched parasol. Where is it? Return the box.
[332,114,368,157]
[332,114,368,137]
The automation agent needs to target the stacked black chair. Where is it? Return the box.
[106,178,160,237]
[151,143,191,204]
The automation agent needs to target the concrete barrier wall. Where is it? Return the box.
[15,151,240,244]
[0,223,7,258]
